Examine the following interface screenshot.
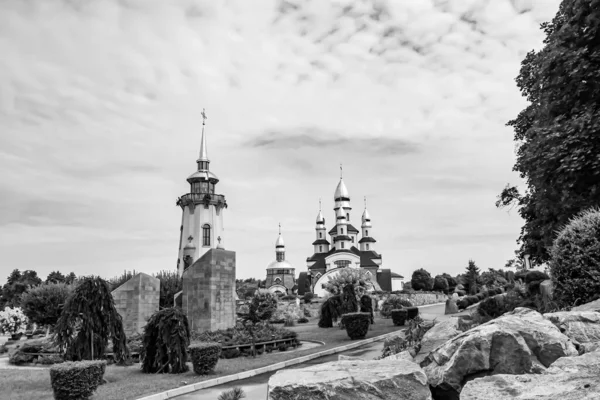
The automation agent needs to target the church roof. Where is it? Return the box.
[358,237,377,244]
[266,260,295,270]
[391,272,404,279]
[332,235,352,242]
[312,239,330,245]
[329,224,359,235]
[307,246,381,270]
[334,178,349,200]
[377,269,392,292]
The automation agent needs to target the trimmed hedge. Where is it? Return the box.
[341,312,370,340]
[391,309,407,326]
[406,307,419,320]
[189,342,221,375]
[49,360,106,400]
[380,296,413,318]
[297,317,309,323]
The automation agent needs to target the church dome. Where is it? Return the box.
[186,170,219,183]
[316,210,324,224]
[362,208,371,222]
[275,234,285,249]
[266,260,295,270]
[334,179,349,200]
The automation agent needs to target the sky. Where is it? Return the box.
[0,0,562,283]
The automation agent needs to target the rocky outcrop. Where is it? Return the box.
[461,349,600,399]
[267,359,432,400]
[384,350,414,362]
[414,318,462,364]
[420,308,578,395]
[544,311,600,353]
[572,298,600,312]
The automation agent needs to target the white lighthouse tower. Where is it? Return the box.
[176,109,227,276]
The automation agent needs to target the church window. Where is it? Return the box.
[341,228,344,235]
[319,232,322,238]
[366,230,369,236]
[366,244,370,250]
[346,213,349,220]
[341,242,345,249]
[274,277,282,284]
[319,245,322,252]
[202,224,211,246]
[352,236,354,243]
[334,260,351,268]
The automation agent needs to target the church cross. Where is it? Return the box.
[201,108,207,126]
[187,235,194,242]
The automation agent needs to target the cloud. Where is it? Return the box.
[0,0,562,282]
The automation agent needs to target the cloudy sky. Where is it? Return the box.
[0,0,561,283]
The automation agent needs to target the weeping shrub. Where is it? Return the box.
[49,360,106,400]
[550,207,600,307]
[341,312,370,340]
[53,276,128,364]
[142,307,190,373]
[189,342,221,375]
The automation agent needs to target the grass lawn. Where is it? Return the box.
[1,316,404,400]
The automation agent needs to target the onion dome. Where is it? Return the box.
[334,178,350,200]
[316,209,325,224]
[275,233,285,249]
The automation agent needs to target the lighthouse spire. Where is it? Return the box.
[198,108,209,164]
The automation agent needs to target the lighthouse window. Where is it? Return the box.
[202,224,211,246]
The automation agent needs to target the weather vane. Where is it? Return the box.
[340,163,343,179]
[278,222,281,235]
[201,108,207,126]
[364,196,367,208]
[319,197,322,211]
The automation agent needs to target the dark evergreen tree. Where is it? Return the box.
[45,271,66,284]
[465,260,480,295]
[0,269,42,308]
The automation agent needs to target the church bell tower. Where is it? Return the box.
[176,109,227,276]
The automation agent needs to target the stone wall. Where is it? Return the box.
[182,248,236,332]
[112,272,160,336]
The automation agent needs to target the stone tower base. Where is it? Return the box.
[111,272,160,336]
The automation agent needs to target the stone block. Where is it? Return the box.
[112,272,160,336]
[182,248,236,332]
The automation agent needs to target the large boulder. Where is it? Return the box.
[420,308,578,395]
[267,359,432,400]
[414,318,462,364]
[384,350,415,362]
[544,311,600,353]
[461,350,600,399]
[445,299,459,315]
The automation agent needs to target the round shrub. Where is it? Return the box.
[411,269,434,291]
[189,342,221,375]
[380,296,413,318]
[297,317,309,323]
[142,307,190,374]
[50,360,106,400]
[456,290,466,297]
[391,309,407,326]
[466,296,479,305]
[457,298,469,310]
[341,312,370,340]
[550,207,600,307]
[433,276,449,293]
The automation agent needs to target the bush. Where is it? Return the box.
[406,307,419,320]
[189,342,221,375]
[278,344,288,351]
[391,309,407,326]
[341,313,370,340]
[193,324,297,346]
[221,349,241,359]
[142,307,190,374]
[20,283,72,329]
[0,307,28,335]
[283,316,295,327]
[49,360,106,400]
[476,293,485,301]
[297,317,309,323]
[477,296,505,319]
[550,208,600,307]
[303,293,315,303]
[380,296,413,318]
[457,298,469,310]
[218,387,246,400]
[456,290,466,297]
[411,269,434,291]
[433,276,449,293]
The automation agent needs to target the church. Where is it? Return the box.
[264,225,297,295]
[297,173,403,297]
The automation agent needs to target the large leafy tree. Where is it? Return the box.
[0,269,43,308]
[498,0,600,264]
[21,283,72,329]
[54,276,129,363]
[411,268,434,291]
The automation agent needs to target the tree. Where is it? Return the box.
[20,283,72,329]
[154,270,182,309]
[54,276,129,363]
[411,269,434,291]
[433,275,449,294]
[442,273,458,293]
[0,269,42,308]
[497,0,600,264]
[64,272,77,285]
[237,293,277,356]
[465,260,480,295]
[323,268,374,300]
[45,271,66,284]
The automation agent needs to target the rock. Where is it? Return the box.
[451,293,459,300]
[461,351,600,399]
[572,298,600,313]
[414,318,462,364]
[384,350,414,361]
[544,311,600,352]
[420,307,577,395]
[445,298,459,315]
[267,359,432,400]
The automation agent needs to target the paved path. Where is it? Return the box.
[175,301,462,400]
